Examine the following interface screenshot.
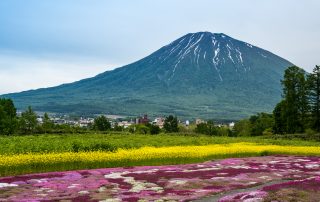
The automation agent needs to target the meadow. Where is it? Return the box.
[1,133,320,155]
[1,133,320,177]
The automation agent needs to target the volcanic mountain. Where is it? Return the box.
[3,32,293,120]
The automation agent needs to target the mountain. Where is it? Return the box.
[3,32,293,120]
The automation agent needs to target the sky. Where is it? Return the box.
[0,0,319,94]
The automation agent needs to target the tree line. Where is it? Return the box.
[0,102,181,135]
[0,102,84,135]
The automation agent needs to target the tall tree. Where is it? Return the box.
[93,116,111,131]
[0,98,17,135]
[233,119,252,136]
[249,113,274,136]
[19,106,38,134]
[42,112,54,133]
[307,65,320,132]
[163,115,179,133]
[273,100,286,134]
[195,120,217,136]
[281,66,307,133]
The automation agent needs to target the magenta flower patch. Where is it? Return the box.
[0,156,320,201]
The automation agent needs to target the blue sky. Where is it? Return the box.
[0,0,319,94]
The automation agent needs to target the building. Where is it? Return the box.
[78,117,94,127]
[195,119,205,125]
[136,114,149,124]
[117,121,133,128]
[229,122,235,128]
[153,117,165,128]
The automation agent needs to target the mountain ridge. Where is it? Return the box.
[2,32,293,120]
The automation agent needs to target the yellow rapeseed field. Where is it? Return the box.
[0,143,320,176]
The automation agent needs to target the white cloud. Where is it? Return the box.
[0,54,120,94]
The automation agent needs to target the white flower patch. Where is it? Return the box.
[104,171,129,179]
[258,176,272,180]
[105,171,164,193]
[34,188,50,192]
[0,183,18,188]
[294,159,310,162]
[246,181,258,185]
[67,185,76,189]
[138,200,149,202]
[182,167,220,172]
[196,189,210,193]
[98,186,106,192]
[27,178,48,184]
[293,163,304,168]
[100,198,121,202]
[78,190,89,194]
[305,164,319,169]
[47,190,55,193]
[217,173,228,176]
[211,177,226,180]
[132,169,159,174]
[243,198,263,202]
[169,179,187,185]
[229,165,251,169]
[129,181,163,193]
[36,193,48,197]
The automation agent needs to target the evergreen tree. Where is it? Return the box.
[273,100,286,134]
[307,65,320,132]
[249,113,274,136]
[0,98,17,135]
[19,106,38,134]
[42,113,54,133]
[281,66,307,133]
[163,115,179,133]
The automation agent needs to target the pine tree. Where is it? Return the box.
[307,65,320,132]
[42,113,54,133]
[273,100,286,134]
[281,66,307,133]
[0,98,17,135]
[19,106,38,134]
[163,115,179,133]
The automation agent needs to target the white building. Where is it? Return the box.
[229,122,235,128]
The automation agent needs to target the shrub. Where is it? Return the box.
[72,142,117,152]
[305,128,317,137]
[263,128,274,136]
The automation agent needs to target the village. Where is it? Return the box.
[33,113,235,130]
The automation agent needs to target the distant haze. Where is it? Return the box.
[0,0,319,94]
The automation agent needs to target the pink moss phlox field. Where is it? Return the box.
[1,156,320,201]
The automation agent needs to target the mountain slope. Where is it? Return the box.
[3,32,293,120]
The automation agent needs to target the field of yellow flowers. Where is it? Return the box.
[1,142,320,177]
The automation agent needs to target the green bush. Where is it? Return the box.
[262,128,274,136]
[72,142,117,152]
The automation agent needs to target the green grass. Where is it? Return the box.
[1,133,320,155]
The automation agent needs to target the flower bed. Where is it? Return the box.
[1,155,320,201]
[1,143,320,177]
